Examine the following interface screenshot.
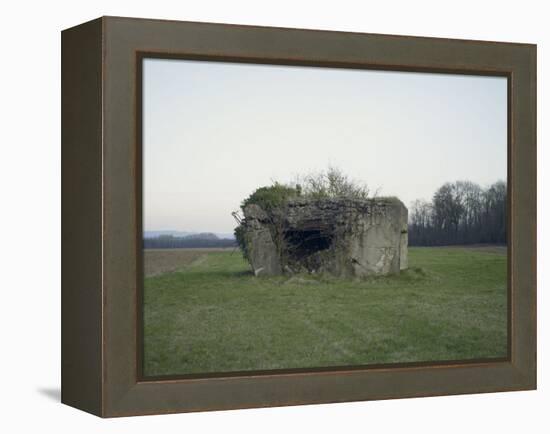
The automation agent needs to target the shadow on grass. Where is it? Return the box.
[252,266,431,288]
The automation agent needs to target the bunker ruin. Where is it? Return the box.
[236,197,408,277]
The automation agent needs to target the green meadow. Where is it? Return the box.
[143,247,507,377]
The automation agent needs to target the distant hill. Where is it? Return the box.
[184,232,219,240]
[144,230,193,239]
[215,233,237,240]
[143,231,237,249]
[144,230,235,240]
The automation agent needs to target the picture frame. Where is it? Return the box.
[61,16,536,417]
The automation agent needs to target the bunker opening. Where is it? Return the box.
[284,229,334,260]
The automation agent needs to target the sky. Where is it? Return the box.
[142,58,507,234]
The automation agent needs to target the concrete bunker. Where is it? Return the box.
[236,197,408,277]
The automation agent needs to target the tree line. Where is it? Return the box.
[408,180,507,246]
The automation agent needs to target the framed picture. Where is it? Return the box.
[61,16,536,417]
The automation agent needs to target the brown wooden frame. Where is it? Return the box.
[62,16,537,417]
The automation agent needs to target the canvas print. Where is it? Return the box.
[141,58,508,377]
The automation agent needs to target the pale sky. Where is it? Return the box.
[143,58,507,233]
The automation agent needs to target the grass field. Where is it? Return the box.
[144,247,234,277]
[143,246,507,377]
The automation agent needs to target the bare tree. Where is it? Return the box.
[409,180,507,246]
